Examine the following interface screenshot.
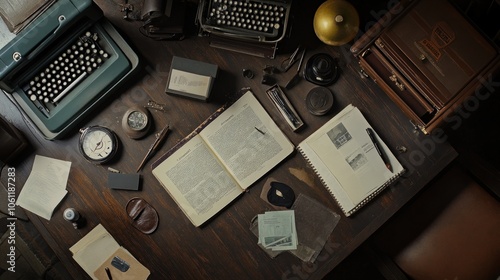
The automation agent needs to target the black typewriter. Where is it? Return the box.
[197,0,292,58]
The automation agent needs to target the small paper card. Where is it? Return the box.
[168,69,212,98]
[165,56,218,101]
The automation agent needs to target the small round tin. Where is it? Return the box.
[306,87,334,115]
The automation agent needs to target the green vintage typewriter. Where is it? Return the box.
[0,0,139,140]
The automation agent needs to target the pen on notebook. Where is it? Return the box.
[105,267,112,280]
[366,128,392,173]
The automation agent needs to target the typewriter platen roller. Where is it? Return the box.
[0,0,139,140]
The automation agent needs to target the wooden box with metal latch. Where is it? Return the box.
[350,0,500,134]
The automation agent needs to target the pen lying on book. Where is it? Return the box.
[366,127,392,173]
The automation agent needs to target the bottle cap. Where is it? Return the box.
[63,208,79,222]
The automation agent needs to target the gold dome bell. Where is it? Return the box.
[313,0,360,46]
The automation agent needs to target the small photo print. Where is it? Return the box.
[327,123,352,149]
[346,151,368,171]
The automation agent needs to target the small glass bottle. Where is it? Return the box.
[63,208,82,229]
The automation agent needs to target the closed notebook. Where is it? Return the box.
[297,105,405,217]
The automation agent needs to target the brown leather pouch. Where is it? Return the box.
[126,198,159,234]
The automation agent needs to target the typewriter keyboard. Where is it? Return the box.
[205,0,288,37]
[23,31,109,115]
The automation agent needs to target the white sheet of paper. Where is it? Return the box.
[16,155,71,220]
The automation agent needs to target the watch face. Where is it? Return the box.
[127,111,148,130]
[80,127,117,162]
[122,106,151,139]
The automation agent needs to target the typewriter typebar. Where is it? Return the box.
[0,0,139,140]
[197,0,292,44]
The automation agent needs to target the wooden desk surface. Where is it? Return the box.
[1,1,457,279]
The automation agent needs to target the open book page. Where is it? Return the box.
[200,91,294,188]
[152,135,243,226]
[152,90,294,226]
[298,105,404,215]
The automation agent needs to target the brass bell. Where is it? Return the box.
[313,0,360,46]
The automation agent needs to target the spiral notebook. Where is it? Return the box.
[297,105,405,217]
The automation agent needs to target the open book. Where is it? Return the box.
[152,91,294,226]
[297,105,405,217]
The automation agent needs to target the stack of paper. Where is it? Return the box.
[17,155,71,220]
[257,210,298,251]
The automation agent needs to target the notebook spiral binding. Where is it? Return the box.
[297,146,406,217]
[348,169,405,216]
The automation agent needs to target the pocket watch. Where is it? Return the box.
[78,126,119,164]
[122,106,151,139]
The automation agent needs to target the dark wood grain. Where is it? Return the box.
[0,1,457,279]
